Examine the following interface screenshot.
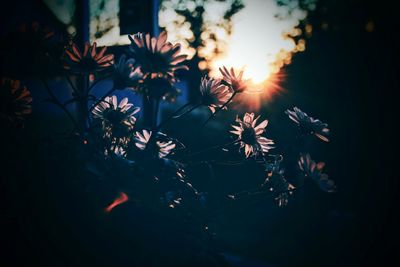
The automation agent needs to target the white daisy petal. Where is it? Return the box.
[119,97,128,108]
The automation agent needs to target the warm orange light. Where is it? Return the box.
[207,0,308,97]
[232,71,285,111]
[104,192,129,213]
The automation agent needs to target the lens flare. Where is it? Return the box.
[234,71,286,111]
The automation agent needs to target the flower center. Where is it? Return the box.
[241,126,257,145]
[80,57,99,71]
[144,77,173,99]
[202,93,218,106]
[300,121,315,134]
[141,52,168,74]
[104,109,125,125]
[232,81,245,92]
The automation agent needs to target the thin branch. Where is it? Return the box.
[88,74,113,93]
[179,139,241,160]
[65,75,79,95]
[229,185,301,201]
[200,91,237,129]
[89,86,116,113]
[172,103,201,119]
[153,99,160,128]
[187,159,265,166]
[155,102,199,130]
[41,78,79,130]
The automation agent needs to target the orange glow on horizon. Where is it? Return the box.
[105,192,129,213]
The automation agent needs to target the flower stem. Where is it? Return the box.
[88,74,112,93]
[77,74,89,133]
[169,102,194,117]
[65,75,79,96]
[180,139,241,160]
[153,99,160,128]
[229,185,301,201]
[142,96,154,128]
[172,103,201,119]
[41,78,79,130]
[155,102,199,130]
[89,86,117,113]
[201,91,237,128]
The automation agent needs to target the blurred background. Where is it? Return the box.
[1,0,398,266]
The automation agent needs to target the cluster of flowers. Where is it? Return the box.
[1,26,335,211]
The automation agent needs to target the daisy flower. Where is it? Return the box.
[134,130,176,158]
[136,75,178,101]
[112,54,142,90]
[19,21,54,39]
[64,42,114,73]
[285,107,330,142]
[128,31,188,81]
[219,66,247,93]
[111,145,126,157]
[264,170,295,207]
[298,153,336,192]
[231,113,274,158]
[92,96,140,137]
[199,76,233,113]
[1,22,58,78]
[0,78,32,124]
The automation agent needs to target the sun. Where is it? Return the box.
[247,68,271,85]
[208,0,307,92]
[158,0,309,101]
[231,70,285,111]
